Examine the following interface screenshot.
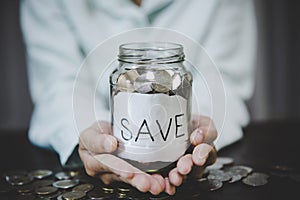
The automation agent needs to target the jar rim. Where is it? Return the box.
[119,42,183,51]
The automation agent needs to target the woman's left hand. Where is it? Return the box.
[165,115,218,195]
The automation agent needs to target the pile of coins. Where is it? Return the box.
[1,168,170,199]
[196,157,269,191]
[2,157,299,199]
[115,68,192,98]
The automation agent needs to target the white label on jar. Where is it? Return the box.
[113,92,189,162]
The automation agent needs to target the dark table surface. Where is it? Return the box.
[0,119,300,200]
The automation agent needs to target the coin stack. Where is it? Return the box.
[2,169,103,199]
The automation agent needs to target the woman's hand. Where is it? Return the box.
[167,115,218,194]
[78,121,166,195]
[78,115,218,195]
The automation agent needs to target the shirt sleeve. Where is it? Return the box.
[20,0,108,165]
[194,0,257,149]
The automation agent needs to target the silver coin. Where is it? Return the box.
[151,83,170,93]
[165,69,175,77]
[30,169,53,179]
[117,187,130,193]
[16,184,34,194]
[62,191,86,200]
[207,172,231,182]
[5,173,34,186]
[52,179,79,189]
[44,191,62,199]
[33,179,54,188]
[34,197,51,200]
[55,172,72,180]
[228,174,242,183]
[205,163,224,171]
[216,157,234,165]
[153,70,172,90]
[242,175,268,187]
[175,73,192,99]
[73,183,94,193]
[5,171,25,184]
[126,69,139,82]
[35,186,58,195]
[133,71,153,93]
[117,73,135,92]
[171,73,182,90]
[198,178,223,191]
[102,186,114,193]
[226,165,252,177]
[117,192,128,199]
[57,194,63,200]
[251,172,269,179]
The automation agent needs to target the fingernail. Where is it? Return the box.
[192,129,204,144]
[198,144,212,159]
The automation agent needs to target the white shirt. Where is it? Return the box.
[20,0,257,164]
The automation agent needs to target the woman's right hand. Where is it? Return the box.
[78,121,176,195]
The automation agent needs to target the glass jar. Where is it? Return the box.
[110,42,193,173]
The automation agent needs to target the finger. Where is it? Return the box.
[190,128,204,146]
[93,154,140,178]
[79,129,117,154]
[99,173,121,185]
[168,168,183,186]
[204,146,217,167]
[151,174,165,191]
[90,121,113,135]
[177,154,193,175]
[192,143,213,166]
[127,173,152,193]
[165,178,176,195]
[81,152,154,193]
[190,115,217,145]
[191,115,210,129]
[94,154,163,194]
[200,126,217,145]
[149,175,165,195]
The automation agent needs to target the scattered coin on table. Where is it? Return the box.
[52,179,79,189]
[29,169,53,179]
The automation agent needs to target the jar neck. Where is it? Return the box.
[118,42,185,64]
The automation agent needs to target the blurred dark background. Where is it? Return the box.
[0,0,299,130]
